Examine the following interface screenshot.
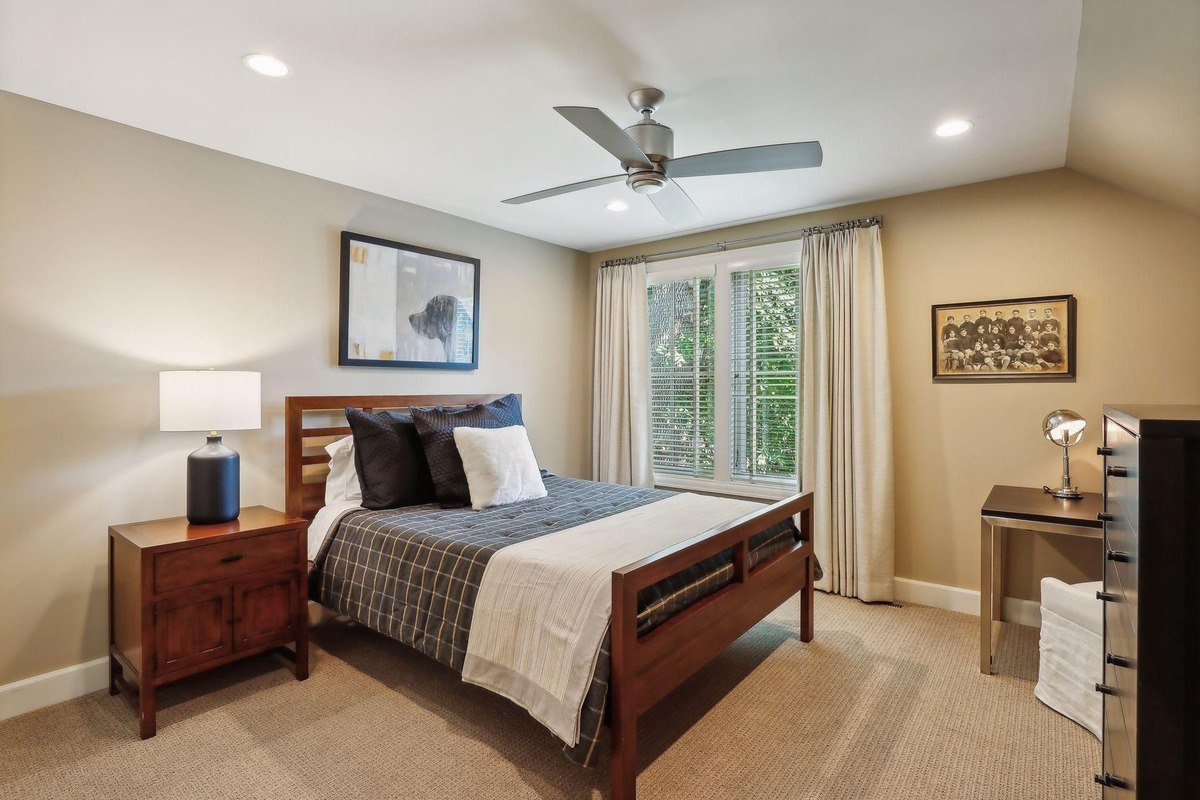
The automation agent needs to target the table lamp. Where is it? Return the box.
[1042,409,1085,500]
[160,370,261,524]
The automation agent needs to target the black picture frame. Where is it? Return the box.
[338,231,480,370]
[931,294,1076,382]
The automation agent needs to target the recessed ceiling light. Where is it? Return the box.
[604,199,630,212]
[934,119,972,137]
[243,53,290,78]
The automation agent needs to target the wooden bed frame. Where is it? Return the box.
[285,394,815,800]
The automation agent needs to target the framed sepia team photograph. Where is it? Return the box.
[931,294,1076,382]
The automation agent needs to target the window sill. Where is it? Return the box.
[653,474,800,501]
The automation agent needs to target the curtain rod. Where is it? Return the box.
[600,215,882,268]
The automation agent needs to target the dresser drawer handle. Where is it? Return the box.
[1094,773,1132,789]
[1106,549,1133,563]
[1105,465,1128,477]
[1095,682,1118,696]
[1105,653,1135,669]
[1097,512,1115,523]
[1096,446,1114,457]
[1096,590,1121,603]
[220,553,245,564]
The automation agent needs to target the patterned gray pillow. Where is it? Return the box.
[345,408,436,510]
[410,394,526,507]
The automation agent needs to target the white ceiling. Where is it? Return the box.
[0,1,1084,252]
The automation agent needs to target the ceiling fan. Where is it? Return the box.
[502,87,822,227]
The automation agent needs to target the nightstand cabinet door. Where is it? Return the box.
[234,571,299,651]
[154,586,233,674]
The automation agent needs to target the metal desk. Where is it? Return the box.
[980,485,1104,674]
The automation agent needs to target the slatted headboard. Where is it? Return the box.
[284,394,517,521]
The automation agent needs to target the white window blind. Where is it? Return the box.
[729,265,800,481]
[647,277,716,477]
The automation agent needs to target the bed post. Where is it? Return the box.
[284,398,304,520]
[610,571,638,800]
[800,505,814,643]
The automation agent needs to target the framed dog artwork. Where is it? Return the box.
[931,294,1075,382]
[338,231,480,369]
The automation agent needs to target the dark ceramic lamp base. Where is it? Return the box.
[187,434,240,524]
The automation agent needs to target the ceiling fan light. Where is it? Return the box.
[627,171,665,195]
[604,200,630,212]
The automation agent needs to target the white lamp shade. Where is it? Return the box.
[159,371,261,432]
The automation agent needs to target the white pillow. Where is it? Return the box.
[324,436,363,504]
[452,425,547,510]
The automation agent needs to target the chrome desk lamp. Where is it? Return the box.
[1043,409,1086,499]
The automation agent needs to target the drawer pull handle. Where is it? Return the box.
[1095,682,1118,696]
[1106,465,1128,477]
[1094,773,1132,790]
[1097,446,1113,457]
[1106,653,1135,669]
[220,553,245,564]
[1096,590,1121,603]
[1106,549,1133,563]
[1097,512,1115,523]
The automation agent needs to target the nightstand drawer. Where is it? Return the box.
[154,530,297,593]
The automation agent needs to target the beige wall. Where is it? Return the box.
[591,169,1200,601]
[0,93,591,685]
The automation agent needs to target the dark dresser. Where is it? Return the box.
[1095,405,1200,798]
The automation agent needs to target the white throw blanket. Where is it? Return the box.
[461,491,764,746]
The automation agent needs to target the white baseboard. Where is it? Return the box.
[1,582,1042,723]
[894,577,1041,628]
[0,657,109,723]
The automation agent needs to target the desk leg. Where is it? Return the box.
[992,526,1003,621]
[980,518,993,675]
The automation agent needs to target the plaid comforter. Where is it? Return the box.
[310,475,802,766]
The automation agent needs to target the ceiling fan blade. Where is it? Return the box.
[666,141,823,179]
[502,174,626,205]
[648,179,702,227]
[554,106,652,169]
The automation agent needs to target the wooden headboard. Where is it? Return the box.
[284,394,517,521]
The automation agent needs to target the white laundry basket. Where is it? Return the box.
[1033,577,1103,739]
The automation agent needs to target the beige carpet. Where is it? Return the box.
[0,594,1098,799]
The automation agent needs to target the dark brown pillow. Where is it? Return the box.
[410,394,526,507]
[345,408,435,510]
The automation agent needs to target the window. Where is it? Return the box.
[647,244,802,498]
[647,277,715,477]
[729,265,800,481]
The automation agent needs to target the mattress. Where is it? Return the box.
[308,474,808,766]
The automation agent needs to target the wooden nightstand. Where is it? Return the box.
[108,505,308,738]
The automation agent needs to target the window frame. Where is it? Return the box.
[646,240,804,499]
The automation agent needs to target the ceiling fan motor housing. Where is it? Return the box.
[624,118,673,194]
[624,118,674,162]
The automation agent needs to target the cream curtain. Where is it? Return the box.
[592,260,653,487]
[800,224,895,601]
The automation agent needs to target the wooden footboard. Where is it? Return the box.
[609,491,815,800]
